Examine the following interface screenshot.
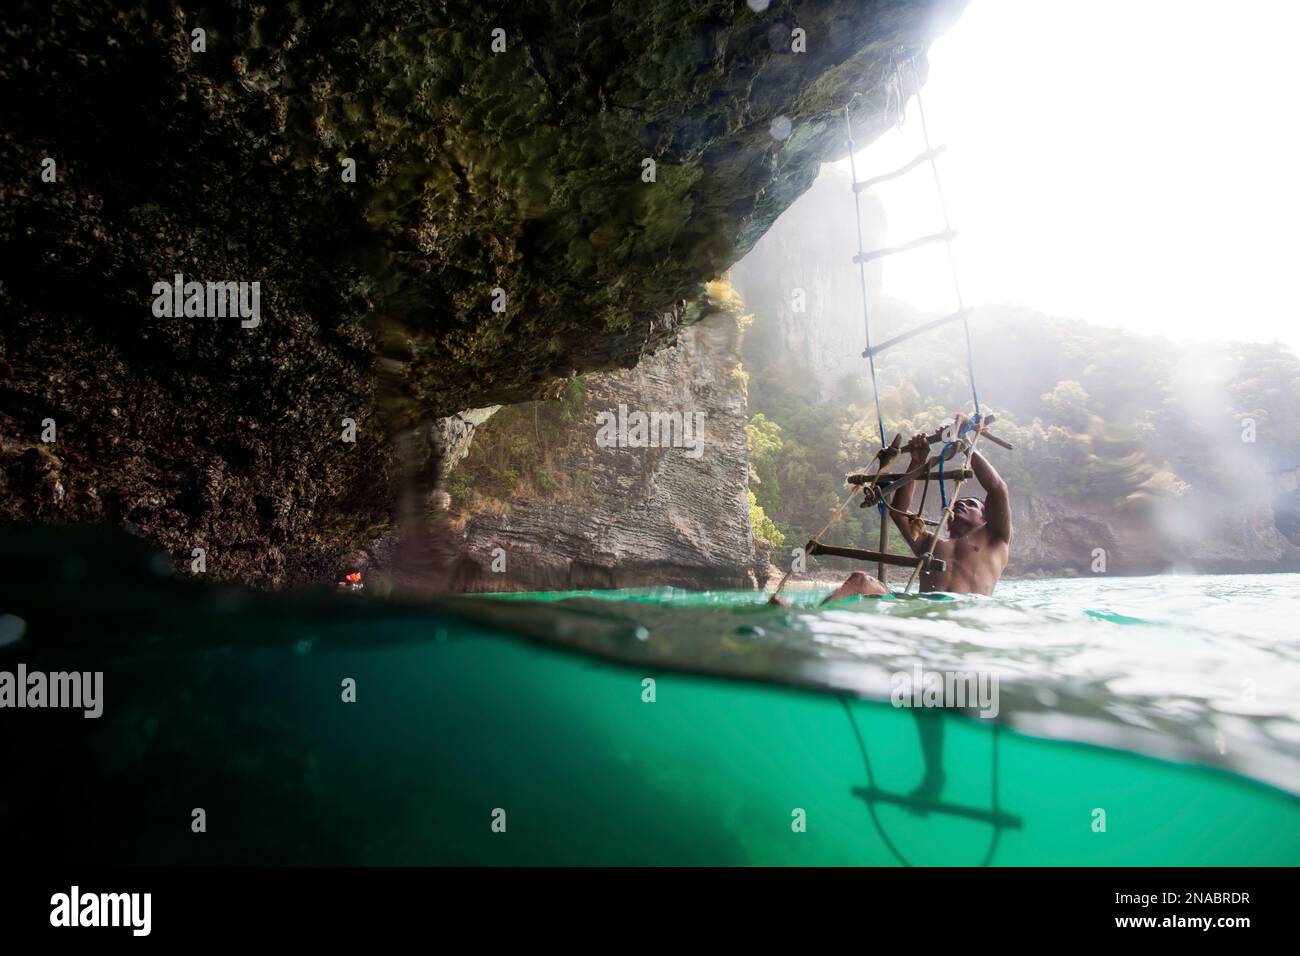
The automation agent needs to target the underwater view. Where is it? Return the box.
[1,0,1297,940]
[3,526,1297,867]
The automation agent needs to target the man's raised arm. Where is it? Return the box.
[970,449,1011,543]
[887,434,934,554]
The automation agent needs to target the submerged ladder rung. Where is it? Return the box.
[853,145,948,193]
[853,228,957,265]
[852,787,1023,828]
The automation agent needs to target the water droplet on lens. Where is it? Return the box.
[0,614,27,648]
[769,115,792,141]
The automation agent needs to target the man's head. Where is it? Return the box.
[948,496,986,537]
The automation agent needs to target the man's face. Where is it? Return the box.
[949,497,986,536]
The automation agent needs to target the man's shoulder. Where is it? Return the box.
[974,524,1010,547]
[975,526,1012,561]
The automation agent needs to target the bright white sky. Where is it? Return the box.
[840,0,1300,356]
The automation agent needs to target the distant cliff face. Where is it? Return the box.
[1009,491,1300,577]
[732,169,888,397]
[446,311,766,591]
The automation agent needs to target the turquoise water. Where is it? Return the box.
[1,528,1297,865]
[467,574,1300,797]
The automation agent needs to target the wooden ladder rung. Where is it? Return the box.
[853,228,956,265]
[876,468,973,490]
[806,541,946,573]
[853,145,947,193]
[924,413,996,443]
[920,414,1015,451]
[865,309,968,358]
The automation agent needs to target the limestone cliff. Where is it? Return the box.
[442,306,766,591]
[732,167,889,393]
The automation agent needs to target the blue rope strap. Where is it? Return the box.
[939,442,952,508]
[941,413,983,510]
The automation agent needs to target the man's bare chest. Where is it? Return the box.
[935,535,985,559]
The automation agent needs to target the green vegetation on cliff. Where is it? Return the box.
[446,378,591,509]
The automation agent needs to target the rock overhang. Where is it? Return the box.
[0,0,968,584]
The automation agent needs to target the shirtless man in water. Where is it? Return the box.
[813,423,1012,604]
